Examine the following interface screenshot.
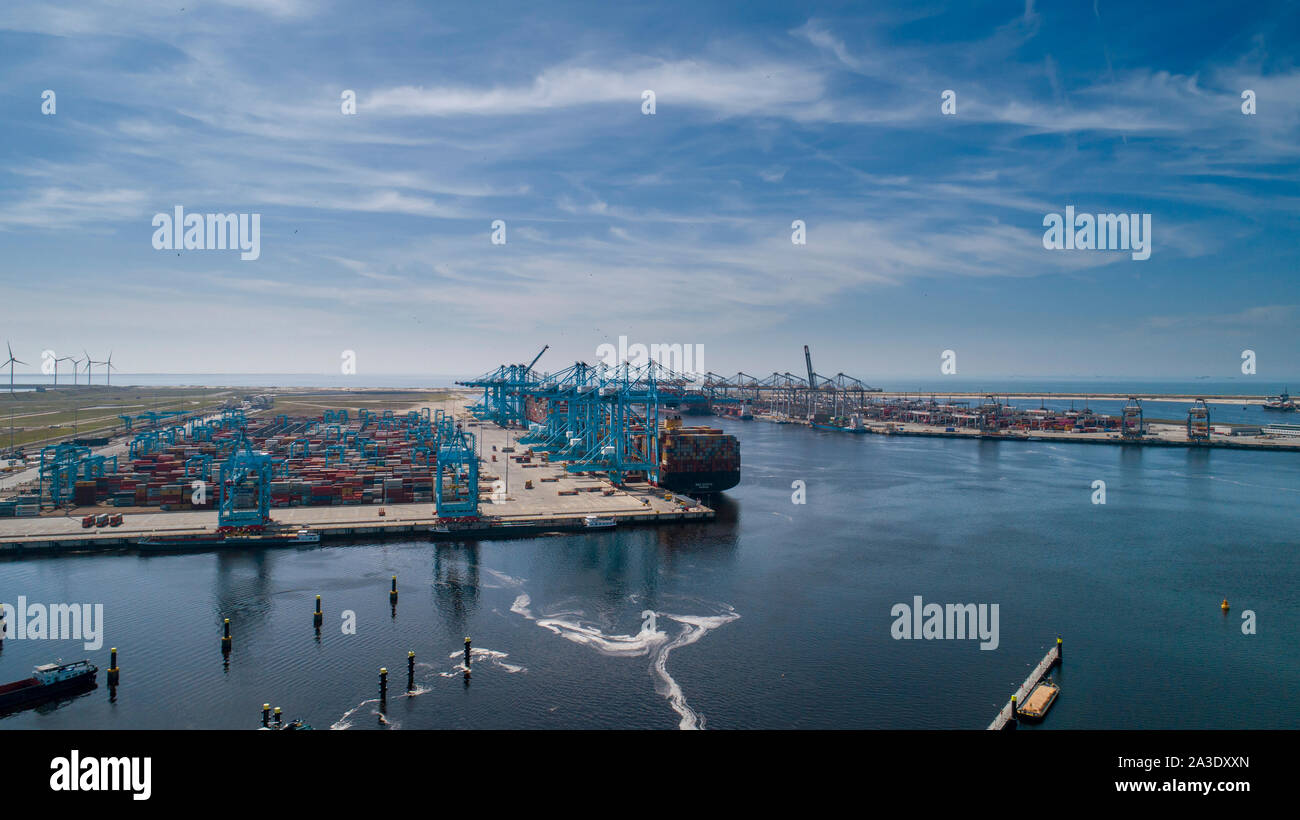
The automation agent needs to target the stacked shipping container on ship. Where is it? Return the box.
[656,417,740,495]
[525,395,550,425]
[526,401,738,495]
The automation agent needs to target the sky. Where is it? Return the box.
[0,0,1297,383]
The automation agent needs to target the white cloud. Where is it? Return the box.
[367,60,828,118]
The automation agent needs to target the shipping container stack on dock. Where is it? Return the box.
[0,409,483,516]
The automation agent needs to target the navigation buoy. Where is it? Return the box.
[1221,598,1230,611]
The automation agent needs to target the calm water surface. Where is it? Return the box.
[2,418,1297,729]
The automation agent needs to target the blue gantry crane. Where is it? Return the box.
[435,423,479,517]
[217,432,272,529]
[501,358,680,485]
[458,346,548,428]
[38,442,91,507]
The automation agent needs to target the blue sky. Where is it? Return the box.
[0,0,1297,381]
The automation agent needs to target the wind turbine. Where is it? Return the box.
[55,355,77,386]
[65,355,83,386]
[105,351,117,386]
[3,342,26,394]
[84,350,102,385]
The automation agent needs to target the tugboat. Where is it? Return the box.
[260,717,312,730]
[1264,389,1295,411]
[0,660,98,711]
[259,705,312,730]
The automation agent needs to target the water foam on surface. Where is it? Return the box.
[438,647,526,676]
[330,648,524,729]
[504,579,738,730]
[331,697,387,730]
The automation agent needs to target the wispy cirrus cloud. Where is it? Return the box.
[1147,305,1298,331]
[366,60,829,118]
[0,0,1297,377]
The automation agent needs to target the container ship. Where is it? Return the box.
[525,399,740,495]
[657,417,740,495]
[811,413,868,433]
[676,395,713,416]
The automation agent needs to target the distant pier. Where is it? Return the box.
[760,414,1300,452]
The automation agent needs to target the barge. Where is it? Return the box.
[1015,678,1060,722]
[137,527,319,551]
[0,660,98,711]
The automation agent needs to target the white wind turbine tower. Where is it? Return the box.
[84,350,103,385]
[3,342,26,394]
[67,355,84,386]
[105,351,117,386]
[56,355,78,386]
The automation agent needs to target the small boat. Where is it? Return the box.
[1264,389,1295,411]
[1016,678,1060,722]
[582,515,616,529]
[0,660,98,711]
[260,718,312,730]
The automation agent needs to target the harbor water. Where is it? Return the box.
[1,416,1297,729]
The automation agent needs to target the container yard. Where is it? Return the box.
[0,391,715,554]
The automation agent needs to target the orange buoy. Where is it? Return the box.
[1221,598,1230,611]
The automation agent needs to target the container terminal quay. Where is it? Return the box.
[1,346,1297,554]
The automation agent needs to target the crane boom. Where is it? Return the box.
[525,345,549,375]
[804,345,816,389]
